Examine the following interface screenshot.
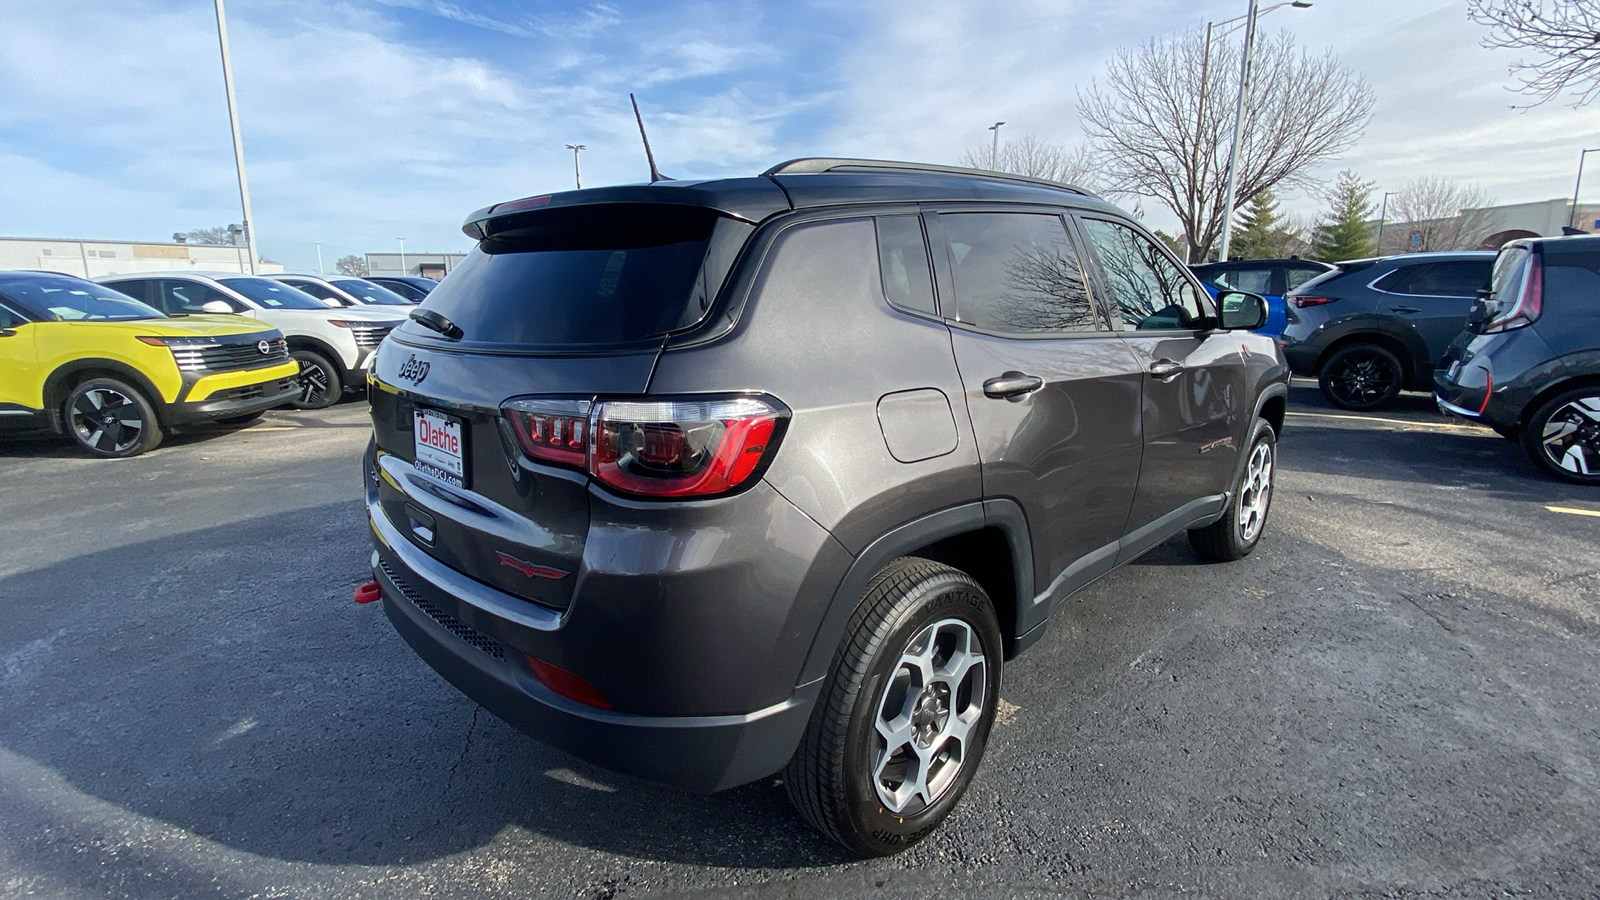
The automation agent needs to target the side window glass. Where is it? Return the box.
[107,280,148,303]
[386,281,424,301]
[297,282,337,302]
[1286,267,1323,291]
[1079,218,1206,331]
[1424,261,1492,296]
[938,212,1101,334]
[0,304,23,328]
[875,215,937,316]
[160,280,229,313]
[1374,265,1422,294]
[1218,268,1273,295]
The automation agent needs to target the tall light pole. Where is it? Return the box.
[315,242,324,275]
[988,121,1005,170]
[213,0,259,275]
[397,237,407,275]
[1376,191,1395,254]
[1568,148,1600,229]
[1215,0,1312,262]
[566,143,586,189]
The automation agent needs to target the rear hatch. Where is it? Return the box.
[369,202,756,610]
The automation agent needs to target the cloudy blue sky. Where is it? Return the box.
[2,0,1597,271]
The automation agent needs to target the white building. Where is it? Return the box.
[364,252,466,279]
[0,236,283,278]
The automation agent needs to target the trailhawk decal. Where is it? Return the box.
[1199,436,1236,454]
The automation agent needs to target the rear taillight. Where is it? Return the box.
[1290,295,1337,308]
[1482,259,1543,333]
[500,394,789,500]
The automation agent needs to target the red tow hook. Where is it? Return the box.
[354,581,382,604]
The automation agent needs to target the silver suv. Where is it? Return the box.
[363,159,1289,855]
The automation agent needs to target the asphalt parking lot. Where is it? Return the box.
[2,382,1598,900]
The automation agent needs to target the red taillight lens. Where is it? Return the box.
[593,397,786,498]
[499,394,789,499]
[1483,259,1542,333]
[1290,295,1337,308]
[503,398,591,467]
[527,656,612,710]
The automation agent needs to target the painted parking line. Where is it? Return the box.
[1284,411,1489,433]
[1546,506,1600,518]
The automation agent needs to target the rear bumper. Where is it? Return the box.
[372,528,820,792]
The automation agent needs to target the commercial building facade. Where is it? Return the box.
[364,252,465,279]
[0,236,283,277]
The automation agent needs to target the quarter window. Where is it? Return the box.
[1079,218,1207,331]
[938,212,1102,334]
[875,216,938,316]
[1286,267,1325,291]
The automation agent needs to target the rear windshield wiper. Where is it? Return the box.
[409,308,462,340]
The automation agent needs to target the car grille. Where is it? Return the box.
[350,324,397,348]
[171,336,291,373]
[378,559,505,661]
[212,377,297,403]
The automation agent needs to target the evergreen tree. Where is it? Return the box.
[1229,190,1281,259]
[1313,170,1377,262]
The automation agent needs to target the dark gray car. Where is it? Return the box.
[1279,251,1494,410]
[1436,234,1600,484]
[363,159,1289,856]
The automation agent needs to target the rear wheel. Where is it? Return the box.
[1319,343,1404,411]
[291,350,342,410]
[1189,419,1275,561]
[1521,387,1600,485]
[63,377,163,458]
[786,557,1002,857]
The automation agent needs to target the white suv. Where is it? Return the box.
[271,274,417,309]
[98,272,405,409]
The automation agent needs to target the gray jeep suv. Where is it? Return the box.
[363,159,1289,856]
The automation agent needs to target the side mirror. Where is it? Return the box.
[1217,290,1268,331]
[200,300,236,314]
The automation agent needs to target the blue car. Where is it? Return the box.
[1191,258,1332,337]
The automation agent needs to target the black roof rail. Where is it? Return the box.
[762,158,1093,197]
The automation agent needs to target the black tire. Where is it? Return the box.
[1189,419,1276,561]
[216,412,264,426]
[785,557,1002,857]
[1520,387,1600,485]
[62,377,163,458]
[290,350,342,410]
[1318,343,1405,411]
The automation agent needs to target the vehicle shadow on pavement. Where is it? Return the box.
[0,501,851,873]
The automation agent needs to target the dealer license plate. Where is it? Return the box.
[413,409,466,487]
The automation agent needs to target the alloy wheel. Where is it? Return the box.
[299,361,331,406]
[1237,439,1274,542]
[69,387,145,455]
[872,618,987,815]
[1540,396,1600,476]
[1328,351,1397,408]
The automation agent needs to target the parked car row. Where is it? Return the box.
[0,269,430,456]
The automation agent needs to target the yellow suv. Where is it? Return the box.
[0,271,301,457]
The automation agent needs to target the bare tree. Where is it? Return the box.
[1078,28,1375,263]
[992,240,1102,332]
[335,254,368,276]
[959,133,1098,189]
[1387,177,1497,252]
[185,225,236,245]
[1468,0,1600,107]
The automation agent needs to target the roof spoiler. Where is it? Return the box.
[762,157,1094,197]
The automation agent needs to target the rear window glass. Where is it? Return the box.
[405,204,751,347]
[1287,261,1372,296]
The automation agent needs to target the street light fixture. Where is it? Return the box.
[988,121,1006,170]
[1215,0,1312,262]
[566,143,587,189]
[1568,148,1600,230]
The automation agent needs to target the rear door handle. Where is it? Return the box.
[1389,306,1421,314]
[982,372,1044,399]
[1148,359,1185,381]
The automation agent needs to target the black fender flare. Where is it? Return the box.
[43,359,169,432]
[795,499,1035,687]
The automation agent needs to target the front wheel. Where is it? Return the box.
[1521,387,1600,485]
[290,350,342,410]
[1189,418,1276,561]
[1319,343,1404,411]
[786,558,1002,857]
[63,377,164,458]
